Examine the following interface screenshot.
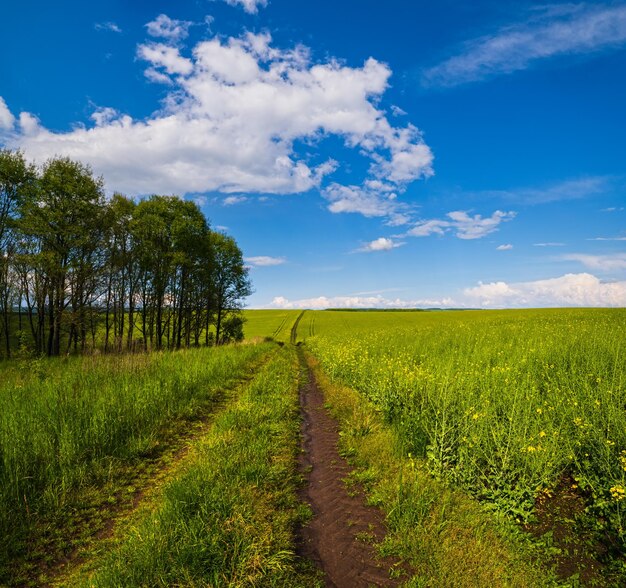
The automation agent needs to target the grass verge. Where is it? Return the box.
[306,351,560,588]
[73,345,318,587]
[0,343,272,586]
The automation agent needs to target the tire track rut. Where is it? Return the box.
[296,344,403,587]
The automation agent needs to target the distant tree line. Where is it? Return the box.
[0,149,252,358]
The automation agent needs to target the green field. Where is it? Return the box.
[1,307,625,586]
[243,309,302,342]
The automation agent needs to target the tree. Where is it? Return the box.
[18,157,105,356]
[0,150,35,358]
[211,232,252,345]
[0,150,254,358]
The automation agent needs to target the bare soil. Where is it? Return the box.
[296,349,404,587]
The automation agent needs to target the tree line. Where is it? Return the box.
[0,149,252,358]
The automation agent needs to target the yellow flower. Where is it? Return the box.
[539,431,546,438]
[610,485,626,501]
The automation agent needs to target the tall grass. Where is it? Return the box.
[0,343,271,577]
[78,346,314,587]
[306,309,626,542]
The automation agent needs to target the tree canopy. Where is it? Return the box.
[0,150,251,358]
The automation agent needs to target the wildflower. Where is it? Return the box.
[619,451,626,472]
[610,485,626,501]
[539,431,546,438]
[536,408,543,414]
[527,446,536,453]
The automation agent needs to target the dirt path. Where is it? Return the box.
[35,358,270,588]
[296,347,404,587]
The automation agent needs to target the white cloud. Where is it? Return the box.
[601,207,625,212]
[1,31,432,202]
[0,97,15,130]
[223,195,248,206]
[497,244,513,251]
[146,14,192,42]
[356,237,405,253]
[390,105,407,117]
[137,43,193,75]
[534,242,565,247]
[463,273,626,308]
[95,22,122,33]
[423,4,626,87]
[223,0,268,14]
[322,184,411,226]
[270,294,454,310]
[407,210,516,240]
[587,236,626,241]
[562,253,626,272]
[245,256,286,267]
[269,272,626,309]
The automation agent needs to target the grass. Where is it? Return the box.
[243,309,302,343]
[73,345,318,587]
[304,308,626,583]
[307,352,555,587]
[0,342,272,585]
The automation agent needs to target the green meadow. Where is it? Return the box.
[0,308,624,586]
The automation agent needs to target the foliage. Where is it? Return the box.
[305,309,626,566]
[78,346,315,587]
[0,342,271,582]
[307,354,553,587]
[0,151,252,358]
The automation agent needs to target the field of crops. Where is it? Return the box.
[300,308,626,574]
[2,307,624,585]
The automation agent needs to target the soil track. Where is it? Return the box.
[296,347,403,587]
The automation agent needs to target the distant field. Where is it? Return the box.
[243,309,302,342]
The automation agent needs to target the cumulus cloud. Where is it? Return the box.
[223,0,268,14]
[496,244,513,251]
[1,29,432,205]
[270,294,454,310]
[0,97,15,131]
[269,273,626,309]
[137,43,193,75]
[463,273,626,308]
[562,253,626,272]
[245,256,286,267]
[146,14,192,42]
[407,210,516,240]
[423,4,626,87]
[322,184,411,225]
[356,237,404,253]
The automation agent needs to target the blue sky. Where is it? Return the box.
[1,0,625,308]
